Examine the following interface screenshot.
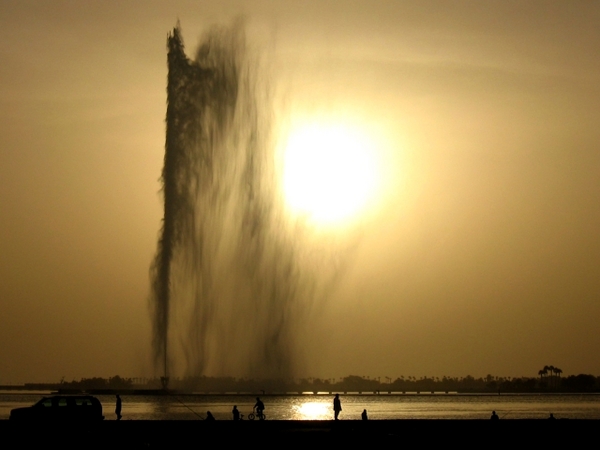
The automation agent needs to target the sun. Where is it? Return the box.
[282,122,379,225]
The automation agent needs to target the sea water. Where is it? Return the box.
[1,393,599,420]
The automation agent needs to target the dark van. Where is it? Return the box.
[9,395,104,421]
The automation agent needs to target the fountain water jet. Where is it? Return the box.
[149,23,320,382]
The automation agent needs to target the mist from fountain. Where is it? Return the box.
[149,23,329,381]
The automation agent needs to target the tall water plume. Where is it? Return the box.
[149,23,318,380]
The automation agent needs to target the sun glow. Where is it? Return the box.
[293,401,330,420]
[283,122,380,225]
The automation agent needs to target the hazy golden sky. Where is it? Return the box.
[1,0,599,383]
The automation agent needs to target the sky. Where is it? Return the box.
[1,0,599,383]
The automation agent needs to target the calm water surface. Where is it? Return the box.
[1,392,599,421]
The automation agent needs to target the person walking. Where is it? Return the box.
[333,394,342,420]
[115,394,122,420]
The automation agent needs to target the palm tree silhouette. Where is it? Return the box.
[554,367,562,388]
[538,369,546,383]
[538,366,549,389]
[542,366,551,388]
[548,365,555,388]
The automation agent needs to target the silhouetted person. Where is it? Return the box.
[548,413,555,419]
[333,394,342,420]
[361,409,368,421]
[254,397,265,419]
[206,411,215,420]
[232,405,240,421]
[490,410,499,420]
[115,395,122,420]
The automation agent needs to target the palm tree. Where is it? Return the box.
[539,367,549,388]
[548,365,555,388]
[538,369,546,382]
[543,366,551,387]
[554,367,562,389]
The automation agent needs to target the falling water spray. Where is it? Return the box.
[149,23,323,382]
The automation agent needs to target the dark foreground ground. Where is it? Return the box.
[2,419,598,448]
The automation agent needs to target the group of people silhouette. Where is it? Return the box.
[491,410,556,420]
[217,402,558,421]
[228,397,266,420]
[113,394,557,421]
[335,394,369,421]
[225,394,367,421]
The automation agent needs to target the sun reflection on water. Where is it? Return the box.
[292,401,330,420]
